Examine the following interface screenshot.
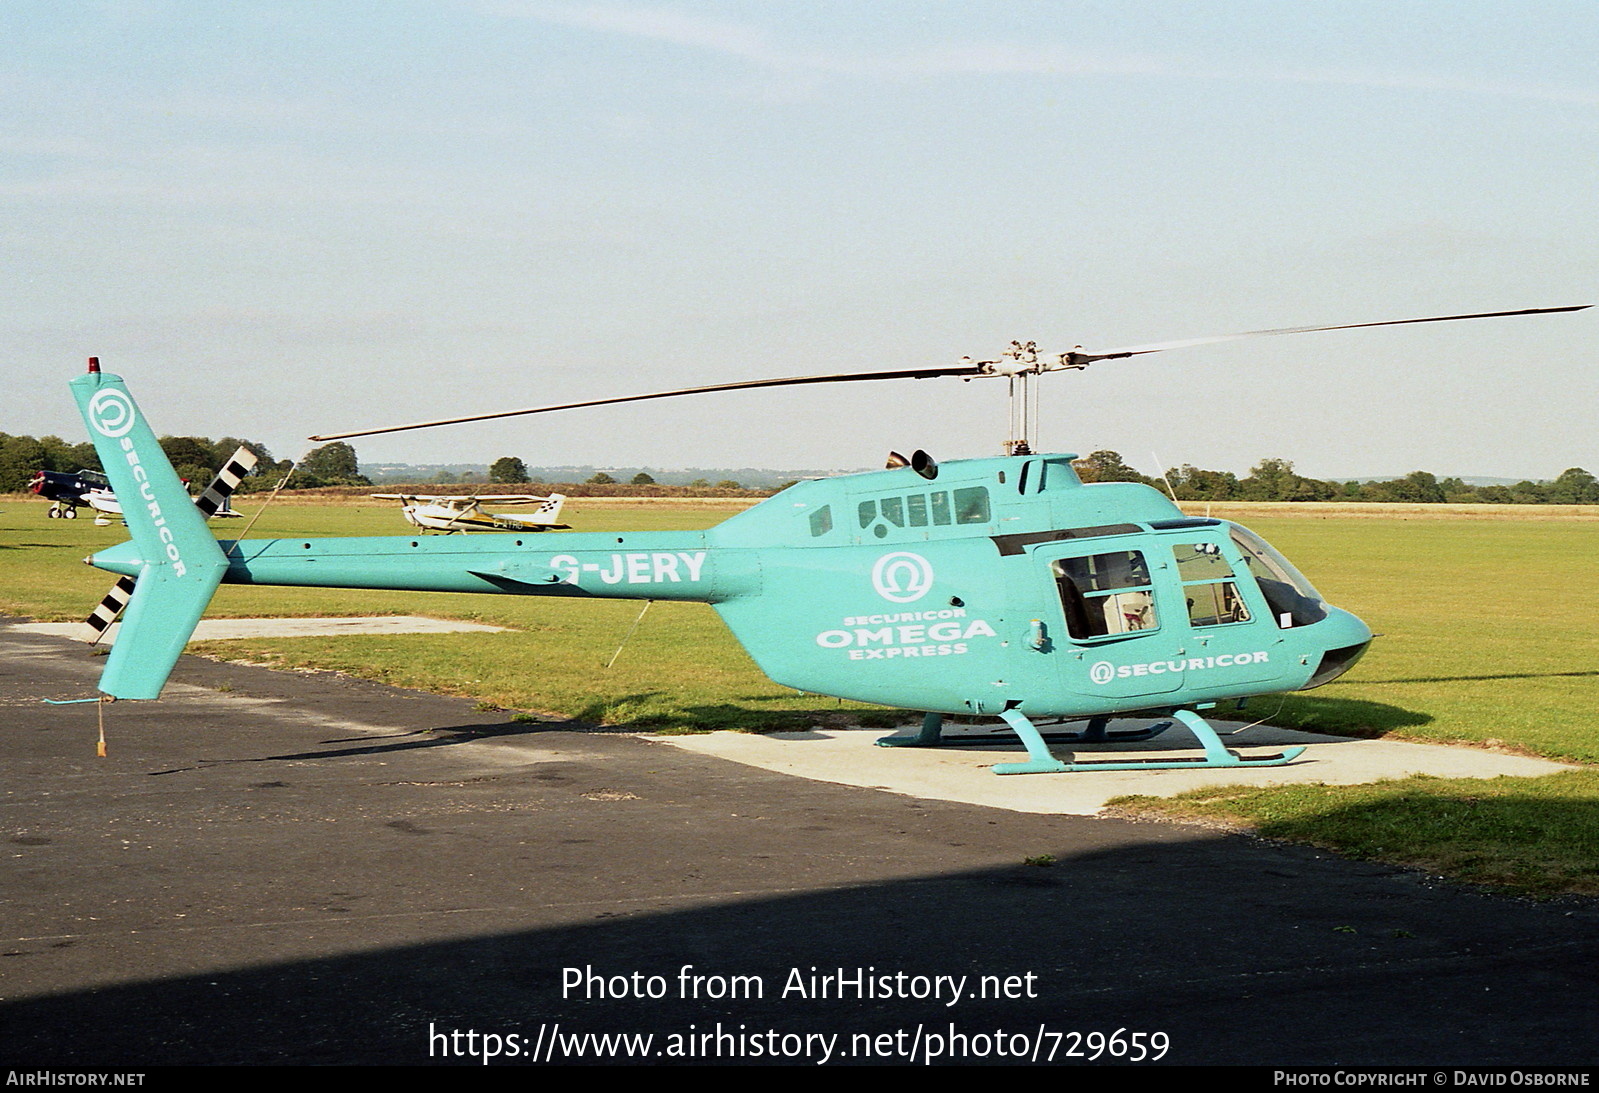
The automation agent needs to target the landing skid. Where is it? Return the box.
[876,709,1305,775]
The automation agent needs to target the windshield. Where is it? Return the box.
[1227,524,1328,628]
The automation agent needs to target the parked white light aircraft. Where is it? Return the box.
[371,492,569,533]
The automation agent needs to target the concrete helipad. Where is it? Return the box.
[9,615,510,642]
[654,718,1576,815]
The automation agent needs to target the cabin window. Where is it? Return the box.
[1052,550,1157,639]
[809,506,833,537]
[1171,543,1250,627]
[859,491,959,535]
[906,494,929,527]
[953,487,990,524]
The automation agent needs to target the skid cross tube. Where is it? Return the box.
[988,708,1305,775]
[875,709,1301,774]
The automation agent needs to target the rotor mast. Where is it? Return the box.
[1001,341,1040,456]
[976,340,1090,455]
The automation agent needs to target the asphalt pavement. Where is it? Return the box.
[2,621,1596,1067]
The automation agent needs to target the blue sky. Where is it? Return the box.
[5,2,1595,478]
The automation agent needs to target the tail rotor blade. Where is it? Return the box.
[194,446,259,517]
[83,575,137,646]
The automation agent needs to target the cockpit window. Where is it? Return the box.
[1052,550,1157,639]
[1228,524,1328,628]
[1171,543,1250,627]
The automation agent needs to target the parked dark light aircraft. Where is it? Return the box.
[29,468,118,520]
[31,466,246,525]
[71,305,1587,774]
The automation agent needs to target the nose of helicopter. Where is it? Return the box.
[1298,605,1373,690]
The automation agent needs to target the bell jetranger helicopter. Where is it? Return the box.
[372,491,569,534]
[70,304,1586,775]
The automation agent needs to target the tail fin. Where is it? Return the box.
[532,493,567,526]
[71,365,228,699]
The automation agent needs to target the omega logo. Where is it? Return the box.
[871,552,934,603]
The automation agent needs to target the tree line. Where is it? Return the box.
[1073,451,1599,505]
[489,457,744,490]
[0,433,370,493]
[3,431,1594,504]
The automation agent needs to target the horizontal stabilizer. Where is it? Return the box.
[466,565,568,590]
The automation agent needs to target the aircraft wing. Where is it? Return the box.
[372,492,555,507]
[372,493,480,506]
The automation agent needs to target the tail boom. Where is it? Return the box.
[198,532,747,602]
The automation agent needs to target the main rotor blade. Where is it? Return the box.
[309,362,987,441]
[1072,305,1590,363]
[312,304,1589,440]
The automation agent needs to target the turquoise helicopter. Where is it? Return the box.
[71,305,1586,774]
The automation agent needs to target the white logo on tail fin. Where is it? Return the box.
[87,389,137,438]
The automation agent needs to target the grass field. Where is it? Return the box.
[4,493,1596,895]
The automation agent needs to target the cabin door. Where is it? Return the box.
[1037,540,1185,701]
